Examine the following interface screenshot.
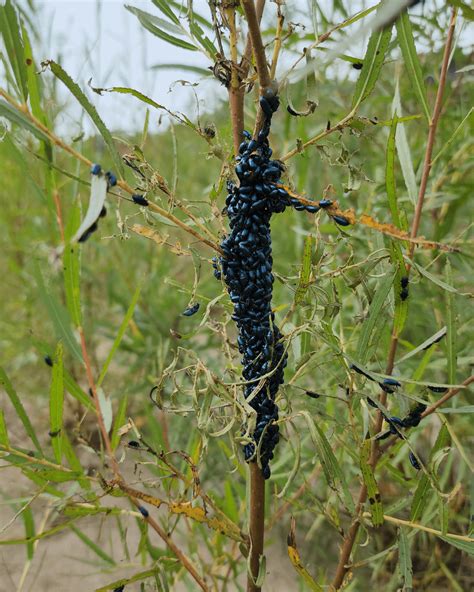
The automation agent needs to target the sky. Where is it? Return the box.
[6,1,467,138]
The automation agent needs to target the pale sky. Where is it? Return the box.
[11,1,467,137]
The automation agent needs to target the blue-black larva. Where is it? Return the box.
[214,94,331,479]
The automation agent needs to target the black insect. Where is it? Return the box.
[400,287,409,301]
[105,171,117,188]
[409,451,421,470]
[402,402,427,427]
[422,332,446,350]
[350,364,375,382]
[332,215,351,227]
[48,429,61,438]
[387,416,405,436]
[128,440,141,448]
[401,276,409,288]
[182,303,200,316]
[99,206,107,218]
[44,355,53,367]
[113,586,125,592]
[138,506,149,518]
[91,163,101,175]
[319,199,333,208]
[428,385,448,393]
[132,194,149,206]
[380,377,401,393]
[78,221,98,243]
[305,390,321,399]
[352,62,363,70]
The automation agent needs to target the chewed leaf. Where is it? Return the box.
[72,174,107,243]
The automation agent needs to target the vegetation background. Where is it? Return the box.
[0,0,472,591]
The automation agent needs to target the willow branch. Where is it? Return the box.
[241,0,271,92]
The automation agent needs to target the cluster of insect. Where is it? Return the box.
[212,90,353,478]
[351,362,448,471]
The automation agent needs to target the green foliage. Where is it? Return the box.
[0,1,472,591]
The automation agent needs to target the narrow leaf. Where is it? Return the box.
[97,284,141,386]
[0,100,49,142]
[125,5,198,51]
[43,60,124,176]
[0,367,43,454]
[0,409,9,447]
[352,15,392,108]
[49,342,64,463]
[0,0,28,100]
[398,527,413,592]
[294,235,313,305]
[110,396,128,451]
[360,439,383,527]
[356,273,395,364]
[70,525,115,565]
[396,12,430,122]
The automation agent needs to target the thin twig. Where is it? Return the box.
[362,512,474,543]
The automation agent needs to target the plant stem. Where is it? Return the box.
[241,0,272,92]
[227,5,245,154]
[248,463,265,592]
[407,7,458,264]
[332,13,458,587]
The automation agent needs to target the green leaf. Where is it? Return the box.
[43,60,124,177]
[151,0,180,25]
[356,273,395,364]
[97,284,142,387]
[0,99,50,142]
[189,20,217,57]
[21,469,65,498]
[411,425,450,521]
[0,0,28,100]
[63,243,82,327]
[398,527,413,592]
[49,342,64,463]
[95,568,160,592]
[445,261,457,385]
[352,14,392,109]
[447,1,474,20]
[22,506,35,561]
[70,525,115,565]
[360,439,383,527]
[396,12,430,122]
[432,107,474,165]
[61,432,90,490]
[150,63,212,77]
[0,408,9,447]
[63,369,94,411]
[125,5,198,51]
[110,395,128,451]
[438,535,474,556]
[294,235,313,305]
[0,366,43,455]
[34,264,83,363]
[31,468,82,483]
[386,116,401,228]
[301,411,354,512]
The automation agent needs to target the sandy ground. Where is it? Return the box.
[0,392,298,592]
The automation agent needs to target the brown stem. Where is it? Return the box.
[227,5,245,155]
[407,7,458,264]
[240,0,266,78]
[241,0,271,92]
[247,462,265,592]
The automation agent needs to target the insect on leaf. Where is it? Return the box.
[351,11,392,109]
[360,438,384,527]
[398,527,413,591]
[49,342,64,463]
[72,172,107,243]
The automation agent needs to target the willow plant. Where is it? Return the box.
[0,1,473,591]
